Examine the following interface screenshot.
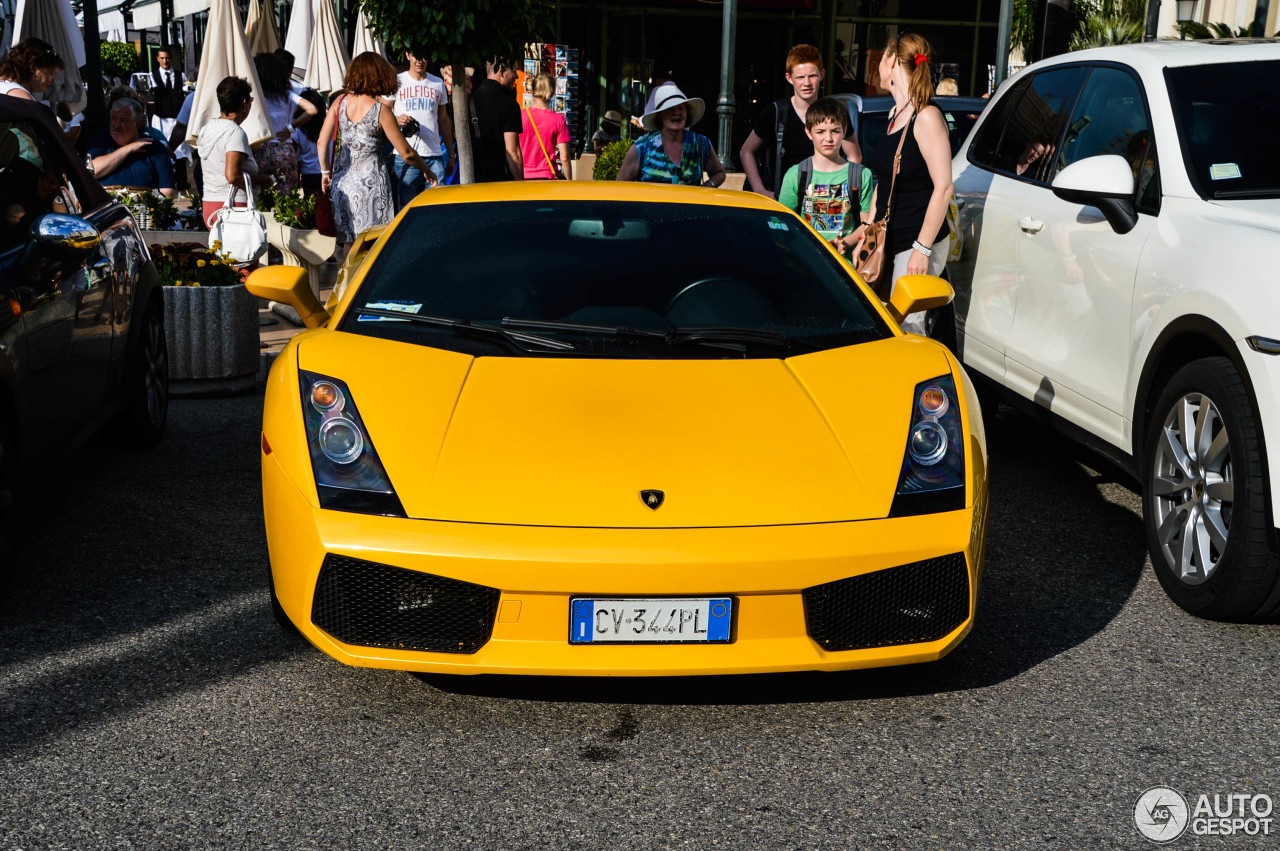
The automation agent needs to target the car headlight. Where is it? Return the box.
[890,375,966,517]
[299,370,405,517]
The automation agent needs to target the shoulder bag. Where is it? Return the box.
[524,106,565,179]
[315,94,345,238]
[856,110,914,298]
[207,175,267,265]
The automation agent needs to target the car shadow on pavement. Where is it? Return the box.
[419,405,1151,705]
[0,395,309,758]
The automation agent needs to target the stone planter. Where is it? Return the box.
[163,284,260,396]
[266,218,336,302]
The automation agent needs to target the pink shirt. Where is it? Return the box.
[520,107,569,179]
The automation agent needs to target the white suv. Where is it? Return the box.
[948,39,1280,621]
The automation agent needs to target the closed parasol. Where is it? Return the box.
[302,0,349,96]
[351,7,384,59]
[186,0,275,148]
[11,0,85,103]
[246,0,282,56]
[282,0,313,74]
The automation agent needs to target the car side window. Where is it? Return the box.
[0,120,83,255]
[1052,65,1160,213]
[967,77,1030,169]
[971,67,1087,183]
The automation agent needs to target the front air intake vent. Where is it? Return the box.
[312,555,501,654]
[802,553,970,652]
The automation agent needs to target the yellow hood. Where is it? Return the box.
[295,333,956,527]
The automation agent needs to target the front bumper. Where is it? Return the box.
[264,451,988,676]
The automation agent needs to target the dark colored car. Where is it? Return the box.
[0,98,168,580]
[832,94,989,163]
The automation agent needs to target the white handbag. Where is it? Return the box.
[207,175,267,265]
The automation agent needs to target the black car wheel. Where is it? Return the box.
[1144,357,1280,621]
[126,298,168,446]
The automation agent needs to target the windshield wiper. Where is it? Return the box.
[501,317,799,354]
[670,326,796,353]
[1211,188,1280,199]
[500,317,668,339]
[356,308,574,351]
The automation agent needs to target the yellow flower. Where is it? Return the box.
[197,259,207,267]
[211,240,223,251]
[174,280,183,286]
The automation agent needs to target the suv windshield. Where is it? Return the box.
[341,200,889,358]
[1166,60,1280,199]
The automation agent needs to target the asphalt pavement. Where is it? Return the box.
[1,392,1278,849]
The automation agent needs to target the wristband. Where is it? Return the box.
[320,169,331,174]
[912,240,933,257]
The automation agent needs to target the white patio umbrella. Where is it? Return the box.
[282,0,314,73]
[186,0,275,148]
[351,7,384,59]
[246,0,282,56]
[11,0,85,103]
[303,0,348,95]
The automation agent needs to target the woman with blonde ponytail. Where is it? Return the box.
[867,31,954,334]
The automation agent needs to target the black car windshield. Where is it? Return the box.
[341,200,889,358]
[1166,60,1280,199]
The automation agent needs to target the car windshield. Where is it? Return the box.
[341,200,890,358]
[1166,60,1280,199]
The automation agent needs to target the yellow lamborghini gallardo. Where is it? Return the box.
[248,181,988,676]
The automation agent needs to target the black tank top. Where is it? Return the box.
[870,100,946,253]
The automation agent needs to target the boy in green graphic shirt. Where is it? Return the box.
[778,97,875,263]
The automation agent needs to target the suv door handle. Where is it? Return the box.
[1018,216,1044,234]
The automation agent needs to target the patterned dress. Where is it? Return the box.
[331,100,394,243]
[633,130,713,185]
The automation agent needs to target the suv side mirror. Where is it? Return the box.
[31,213,101,256]
[1051,155,1138,235]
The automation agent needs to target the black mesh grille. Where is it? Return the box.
[802,553,970,652]
[311,555,501,654]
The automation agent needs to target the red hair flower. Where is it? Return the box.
[914,53,928,66]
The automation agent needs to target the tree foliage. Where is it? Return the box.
[358,0,553,76]
[1069,0,1146,50]
[100,41,139,80]
[1174,20,1252,38]
[356,0,554,182]
[1011,0,1038,60]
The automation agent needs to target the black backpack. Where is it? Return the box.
[796,157,862,203]
[746,98,788,196]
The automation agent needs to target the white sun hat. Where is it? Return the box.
[640,82,705,132]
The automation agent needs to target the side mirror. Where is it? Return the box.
[246,265,330,329]
[31,213,100,255]
[1050,154,1138,235]
[887,274,953,326]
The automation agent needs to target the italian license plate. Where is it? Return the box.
[570,598,733,644]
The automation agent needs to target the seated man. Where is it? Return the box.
[87,98,176,196]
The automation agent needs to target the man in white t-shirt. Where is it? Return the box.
[392,52,454,209]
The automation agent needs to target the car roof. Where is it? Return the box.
[1021,37,1280,75]
[405,180,787,211]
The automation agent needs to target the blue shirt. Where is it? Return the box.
[87,130,175,190]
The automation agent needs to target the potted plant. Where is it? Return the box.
[259,188,336,300]
[152,241,260,395]
[593,139,633,181]
[110,189,204,248]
